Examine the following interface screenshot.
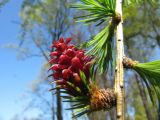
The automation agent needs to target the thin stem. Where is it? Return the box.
[115,0,124,120]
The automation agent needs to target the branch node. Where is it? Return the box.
[112,12,121,26]
[123,57,138,69]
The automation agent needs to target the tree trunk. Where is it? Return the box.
[51,92,55,120]
[135,74,153,120]
[56,88,63,120]
[115,0,125,120]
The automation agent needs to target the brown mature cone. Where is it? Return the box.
[90,86,116,111]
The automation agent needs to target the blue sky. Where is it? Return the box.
[0,0,44,120]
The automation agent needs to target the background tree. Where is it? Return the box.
[19,0,72,119]
[124,2,160,120]
[17,0,95,120]
[0,0,9,11]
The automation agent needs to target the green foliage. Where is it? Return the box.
[62,93,90,117]
[51,71,92,118]
[84,25,115,73]
[71,0,116,25]
[72,0,117,73]
[79,70,90,90]
[133,60,160,103]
